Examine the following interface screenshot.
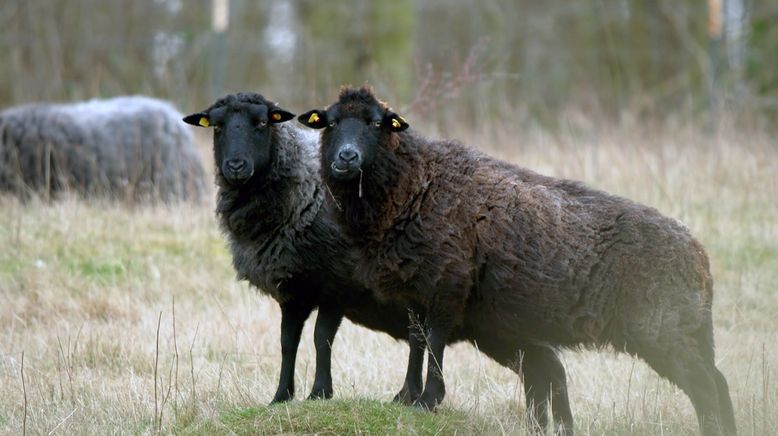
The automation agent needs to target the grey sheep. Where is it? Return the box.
[300,86,736,436]
[0,96,207,202]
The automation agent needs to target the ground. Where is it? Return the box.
[0,125,776,435]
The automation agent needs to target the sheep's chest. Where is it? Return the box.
[356,224,469,306]
[229,236,301,302]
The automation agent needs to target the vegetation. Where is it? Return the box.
[1,125,775,434]
[195,400,491,435]
[1,1,776,127]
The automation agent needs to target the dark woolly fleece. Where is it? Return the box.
[208,93,571,415]
[203,93,424,404]
[319,86,736,436]
[209,93,409,333]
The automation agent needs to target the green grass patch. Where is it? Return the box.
[0,255,26,276]
[189,399,492,435]
[66,257,127,282]
[711,238,778,274]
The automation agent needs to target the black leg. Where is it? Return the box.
[521,346,574,435]
[711,366,737,436]
[635,344,729,436]
[270,300,313,404]
[308,306,344,400]
[413,314,453,410]
[393,309,425,404]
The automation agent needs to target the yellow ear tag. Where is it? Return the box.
[308,113,320,124]
[392,118,401,129]
[272,113,282,121]
[398,116,407,123]
[198,117,209,127]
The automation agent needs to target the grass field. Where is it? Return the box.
[1,124,776,435]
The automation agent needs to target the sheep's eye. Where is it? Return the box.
[372,121,382,128]
[328,121,337,128]
[258,120,268,127]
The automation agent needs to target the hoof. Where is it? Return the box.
[412,391,443,411]
[307,386,333,400]
[270,390,293,405]
[392,386,421,405]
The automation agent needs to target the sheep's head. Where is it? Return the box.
[299,86,408,181]
[183,93,294,184]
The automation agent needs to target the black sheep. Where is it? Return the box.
[183,94,572,432]
[300,86,736,436]
[184,93,407,402]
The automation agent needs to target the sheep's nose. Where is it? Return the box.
[338,149,358,163]
[226,159,247,172]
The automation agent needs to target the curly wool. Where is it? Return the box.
[216,118,327,298]
[325,88,713,349]
[323,86,734,427]
[210,93,409,341]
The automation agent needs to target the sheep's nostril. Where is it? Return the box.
[226,159,247,172]
[338,149,358,163]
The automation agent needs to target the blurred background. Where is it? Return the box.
[2,3,777,434]
[1,0,776,134]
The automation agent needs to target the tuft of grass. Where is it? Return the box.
[187,399,493,435]
[65,257,128,283]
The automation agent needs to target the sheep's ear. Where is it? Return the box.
[183,112,211,128]
[384,111,409,132]
[297,110,328,129]
[269,108,295,124]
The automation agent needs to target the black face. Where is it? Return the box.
[184,101,294,184]
[298,105,409,181]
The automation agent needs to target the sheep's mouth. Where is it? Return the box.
[223,169,255,184]
[330,161,361,180]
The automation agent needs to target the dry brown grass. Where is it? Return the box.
[0,124,775,435]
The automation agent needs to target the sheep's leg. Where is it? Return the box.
[487,344,574,434]
[520,346,574,436]
[271,301,314,404]
[671,359,727,436]
[695,322,737,435]
[393,309,426,404]
[308,306,344,400]
[711,365,736,435]
[633,342,732,436]
[413,315,453,410]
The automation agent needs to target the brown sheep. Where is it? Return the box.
[299,86,736,436]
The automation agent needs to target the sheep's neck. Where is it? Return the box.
[216,173,293,240]
[337,135,427,244]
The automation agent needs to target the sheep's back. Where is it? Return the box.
[452,145,712,344]
[362,138,712,345]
